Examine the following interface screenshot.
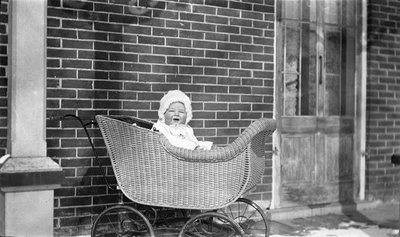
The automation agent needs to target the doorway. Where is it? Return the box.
[274,0,362,208]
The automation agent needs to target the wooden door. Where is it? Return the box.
[275,0,359,208]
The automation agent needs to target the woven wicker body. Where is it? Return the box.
[96,115,276,210]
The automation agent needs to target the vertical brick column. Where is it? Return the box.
[0,0,63,236]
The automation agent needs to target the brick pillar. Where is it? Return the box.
[0,0,63,236]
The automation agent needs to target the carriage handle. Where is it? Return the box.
[48,114,117,191]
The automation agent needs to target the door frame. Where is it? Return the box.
[271,0,367,209]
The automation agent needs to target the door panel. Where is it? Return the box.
[280,117,354,206]
[326,135,353,182]
[324,134,354,202]
[281,134,314,206]
[281,134,314,183]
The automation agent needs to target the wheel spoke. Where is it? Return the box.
[217,198,271,237]
[179,212,244,237]
[91,205,155,237]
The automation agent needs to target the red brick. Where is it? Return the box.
[180,30,204,39]
[61,99,92,109]
[217,112,240,119]
[110,52,138,62]
[125,63,151,72]
[180,48,205,57]
[166,20,191,29]
[62,59,92,69]
[93,61,123,71]
[93,80,122,90]
[167,56,192,65]
[218,42,241,51]
[229,69,251,77]
[166,38,191,47]
[94,22,122,32]
[230,1,252,11]
[138,35,165,45]
[180,12,204,22]
[205,0,228,8]
[94,2,122,13]
[179,66,203,75]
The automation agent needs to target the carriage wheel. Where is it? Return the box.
[218,198,271,237]
[133,204,158,226]
[178,212,245,237]
[91,205,155,237]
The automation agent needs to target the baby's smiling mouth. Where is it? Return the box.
[173,118,180,122]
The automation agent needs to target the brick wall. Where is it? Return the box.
[46,0,275,235]
[0,0,8,156]
[366,0,400,201]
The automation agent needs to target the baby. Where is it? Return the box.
[152,90,212,150]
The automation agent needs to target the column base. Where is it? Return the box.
[0,156,64,236]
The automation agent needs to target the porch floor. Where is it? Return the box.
[269,200,399,236]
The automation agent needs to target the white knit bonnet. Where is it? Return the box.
[158,90,193,124]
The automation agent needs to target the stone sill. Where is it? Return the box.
[0,157,64,188]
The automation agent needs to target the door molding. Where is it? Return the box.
[354,0,367,201]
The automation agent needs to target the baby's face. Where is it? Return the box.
[164,102,187,125]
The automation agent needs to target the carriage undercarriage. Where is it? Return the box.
[91,197,270,237]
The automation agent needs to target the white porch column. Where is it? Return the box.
[0,0,63,236]
[8,0,48,157]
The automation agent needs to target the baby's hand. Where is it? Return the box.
[195,145,207,150]
[198,141,213,150]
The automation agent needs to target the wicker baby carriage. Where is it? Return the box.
[94,115,276,237]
